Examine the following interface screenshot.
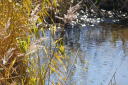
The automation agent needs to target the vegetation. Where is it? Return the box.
[0,0,127,85]
[0,0,68,84]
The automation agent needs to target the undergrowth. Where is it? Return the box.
[0,0,68,85]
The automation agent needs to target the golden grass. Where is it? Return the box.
[0,0,67,84]
[0,0,30,84]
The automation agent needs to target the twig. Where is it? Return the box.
[64,49,80,85]
[55,0,83,24]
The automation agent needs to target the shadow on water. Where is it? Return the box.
[62,23,128,85]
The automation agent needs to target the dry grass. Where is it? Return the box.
[0,0,80,84]
[0,0,30,84]
[0,0,65,84]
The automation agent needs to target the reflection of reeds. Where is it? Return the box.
[108,72,117,85]
[64,49,79,85]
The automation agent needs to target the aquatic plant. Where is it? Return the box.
[0,0,67,84]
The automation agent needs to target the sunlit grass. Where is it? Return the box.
[0,0,68,85]
[0,0,30,84]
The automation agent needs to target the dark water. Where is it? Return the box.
[64,23,128,85]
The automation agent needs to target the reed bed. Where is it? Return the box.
[0,0,69,84]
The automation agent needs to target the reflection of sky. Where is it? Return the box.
[85,41,126,85]
[67,25,128,85]
[42,24,128,85]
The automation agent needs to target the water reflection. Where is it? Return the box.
[64,23,128,85]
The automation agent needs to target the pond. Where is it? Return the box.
[63,22,128,85]
[36,20,128,85]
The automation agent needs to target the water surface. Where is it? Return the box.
[65,23,128,85]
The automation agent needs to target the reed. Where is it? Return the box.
[0,0,67,84]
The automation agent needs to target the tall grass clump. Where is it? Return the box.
[0,0,68,85]
[0,0,30,84]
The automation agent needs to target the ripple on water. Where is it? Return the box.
[65,23,128,85]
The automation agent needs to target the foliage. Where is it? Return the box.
[0,0,67,85]
[0,0,30,84]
